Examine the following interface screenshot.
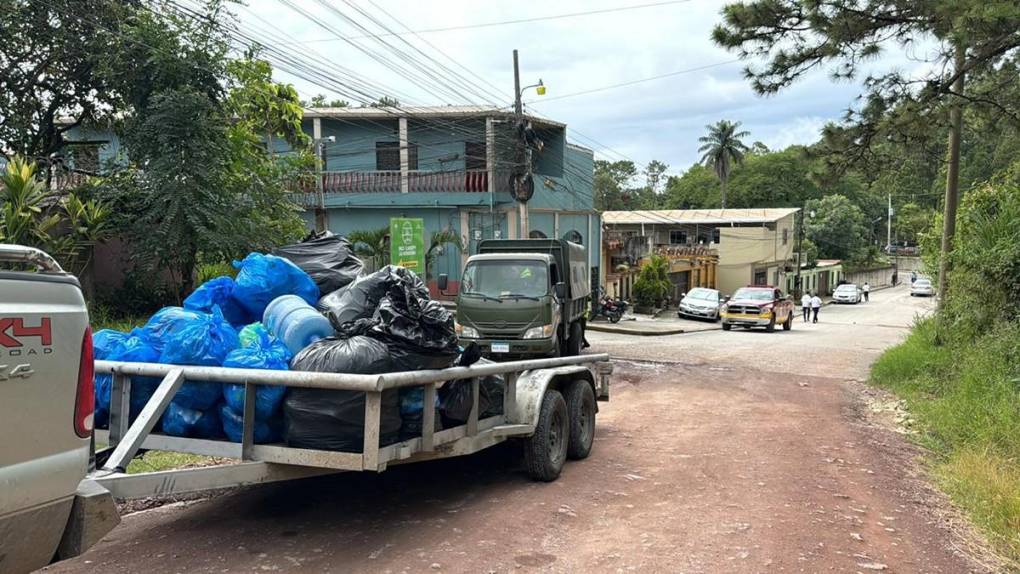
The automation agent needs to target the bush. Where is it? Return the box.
[632,255,672,308]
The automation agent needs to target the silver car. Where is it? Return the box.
[677,287,722,321]
[911,278,935,296]
[832,283,862,304]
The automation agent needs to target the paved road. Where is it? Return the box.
[50,287,988,573]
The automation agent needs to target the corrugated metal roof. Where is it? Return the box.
[304,106,566,128]
[602,208,800,225]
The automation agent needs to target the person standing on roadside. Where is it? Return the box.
[801,291,811,322]
[862,282,870,302]
[810,292,822,323]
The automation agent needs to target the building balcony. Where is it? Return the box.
[294,169,514,207]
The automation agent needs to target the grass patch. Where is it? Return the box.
[871,318,1020,564]
[126,450,221,474]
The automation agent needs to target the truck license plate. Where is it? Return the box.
[491,342,510,353]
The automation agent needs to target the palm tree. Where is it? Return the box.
[425,228,463,280]
[347,227,390,271]
[698,120,750,209]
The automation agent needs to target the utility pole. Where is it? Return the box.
[938,43,966,308]
[512,49,529,239]
[314,139,327,232]
[795,206,805,298]
[886,192,892,253]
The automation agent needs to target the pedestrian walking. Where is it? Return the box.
[801,292,811,322]
[810,292,822,323]
[911,271,917,284]
[862,282,870,302]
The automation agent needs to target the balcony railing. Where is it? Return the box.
[311,170,492,194]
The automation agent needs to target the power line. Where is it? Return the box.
[286,0,697,43]
[525,60,742,104]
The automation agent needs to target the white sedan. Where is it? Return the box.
[832,284,862,304]
[911,278,935,296]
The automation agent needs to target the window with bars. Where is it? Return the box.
[376,141,418,171]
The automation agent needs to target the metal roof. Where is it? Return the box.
[303,105,566,129]
[602,208,800,225]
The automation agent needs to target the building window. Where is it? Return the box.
[69,144,100,173]
[376,141,418,171]
[754,269,767,285]
[782,228,789,245]
[712,228,721,244]
[465,142,486,170]
[529,230,547,239]
[669,230,687,245]
[564,230,583,244]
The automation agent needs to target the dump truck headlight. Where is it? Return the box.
[523,324,554,339]
[456,323,479,339]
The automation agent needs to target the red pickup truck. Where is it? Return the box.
[720,286,795,332]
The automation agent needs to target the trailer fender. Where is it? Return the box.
[508,366,597,431]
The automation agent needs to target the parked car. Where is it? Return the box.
[832,283,862,304]
[910,278,935,297]
[677,287,722,321]
[721,286,795,332]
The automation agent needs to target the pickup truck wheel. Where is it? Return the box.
[565,380,596,460]
[766,317,776,332]
[566,322,584,356]
[524,390,569,481]
[722,322,732,331]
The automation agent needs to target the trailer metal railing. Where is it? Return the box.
[91,354,611,499]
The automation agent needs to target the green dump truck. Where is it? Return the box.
[439,239,591,359]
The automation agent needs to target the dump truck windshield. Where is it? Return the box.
[462,260,549,299]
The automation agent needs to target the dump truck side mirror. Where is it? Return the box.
[554,282,566,299]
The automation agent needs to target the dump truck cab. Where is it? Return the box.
[443,239,590,359]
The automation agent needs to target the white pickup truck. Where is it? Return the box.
[0,245,118,573]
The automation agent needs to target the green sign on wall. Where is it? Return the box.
[390,217,426,274]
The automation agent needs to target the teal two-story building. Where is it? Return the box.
[64,105,600,295]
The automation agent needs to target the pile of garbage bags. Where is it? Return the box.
[94,230,499,452]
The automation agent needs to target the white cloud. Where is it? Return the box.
[237,0,917,169]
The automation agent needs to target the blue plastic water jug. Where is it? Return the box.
[263,295,333,355]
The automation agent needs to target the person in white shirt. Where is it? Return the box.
[801,292,811,322]
[810,293,823,323]
[862,282,870,302]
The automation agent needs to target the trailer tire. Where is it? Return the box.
[523,390,569,482]
[564,380,596,460]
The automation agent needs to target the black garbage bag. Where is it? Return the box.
[274,231,364,295]
[284,336,401,451]
[439,361,506,426]
[368,284,459,371]
[319,265,429,329]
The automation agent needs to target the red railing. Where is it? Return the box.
[313,170,491,194]
[408,170,488,193]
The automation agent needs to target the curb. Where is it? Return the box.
[586,323,689,336]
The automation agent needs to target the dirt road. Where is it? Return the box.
[49,287,989,573]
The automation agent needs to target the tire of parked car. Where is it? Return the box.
[722,322,732,331]
[783,313,792,331]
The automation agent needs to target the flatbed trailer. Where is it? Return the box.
[87,353,612,501]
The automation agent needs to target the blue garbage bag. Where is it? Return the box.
[231,253,319,319]
[159,307,239,367]
[159,308,238,411]
[141,307,204,353]
[92,329,127,428]
[220,403,283,444]
[399,386,440,416]
[106,332,163,421]
[162,402,223,438]
[184,276,251,327]
[221,330,290,420]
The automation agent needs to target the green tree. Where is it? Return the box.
[698,120,750,209]
[367,96,400,108]
[895,202,936,245]
[0,0,127,162]
[425,229,463,280]
[305,94,351,108]
[713,0,1020,297]
[804,195,869,263]
[226,49,309,153]
[593,160,639,211]
[665,164,720,209]
[632,255,672,309]
[643,160,669,195]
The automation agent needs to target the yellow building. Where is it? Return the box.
[602,208,799,299]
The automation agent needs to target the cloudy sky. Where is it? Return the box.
[238,0,930,176]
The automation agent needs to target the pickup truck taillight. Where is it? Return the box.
[74,326,95,438]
